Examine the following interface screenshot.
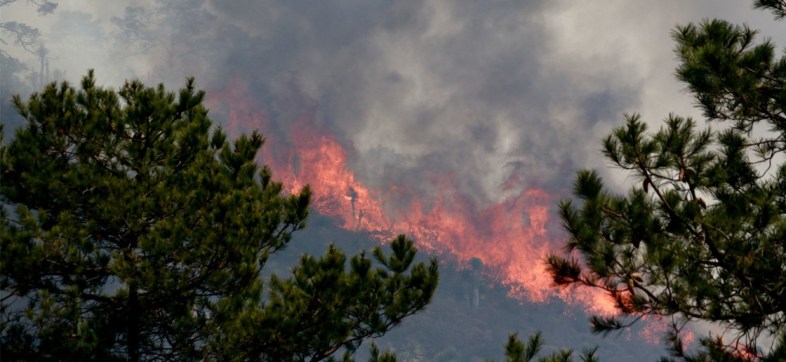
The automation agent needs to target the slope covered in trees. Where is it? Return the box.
[275,213,669,362]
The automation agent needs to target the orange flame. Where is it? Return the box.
[637,315,696,348]
[209,79,622,317]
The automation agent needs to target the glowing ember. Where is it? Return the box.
[209,80,622,317]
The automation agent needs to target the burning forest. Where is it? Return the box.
[210,78,619,316]
[2,0,784,360]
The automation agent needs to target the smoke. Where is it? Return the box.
[3,0,784,329]
[6,0,782,195]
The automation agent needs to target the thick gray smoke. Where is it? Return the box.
[2,0,782,207]
[2,0,784,353]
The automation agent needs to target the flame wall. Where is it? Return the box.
[209,79,619,316]
[9,0,763,345]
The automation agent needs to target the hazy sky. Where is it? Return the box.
[4,1,782,195]
[2,1,784,355]
[2,0,784,301]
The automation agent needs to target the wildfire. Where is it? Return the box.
[637,315,696,348]
[209,79,621,316]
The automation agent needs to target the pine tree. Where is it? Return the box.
[547,3,785,360]
[0,71,438,361]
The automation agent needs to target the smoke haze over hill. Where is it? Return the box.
[2,0,784,357]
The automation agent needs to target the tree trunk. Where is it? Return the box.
[128,284,140,362]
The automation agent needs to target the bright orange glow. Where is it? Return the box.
[209,80,624,318]
[636,315,695,348]
[638,316,668,344]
